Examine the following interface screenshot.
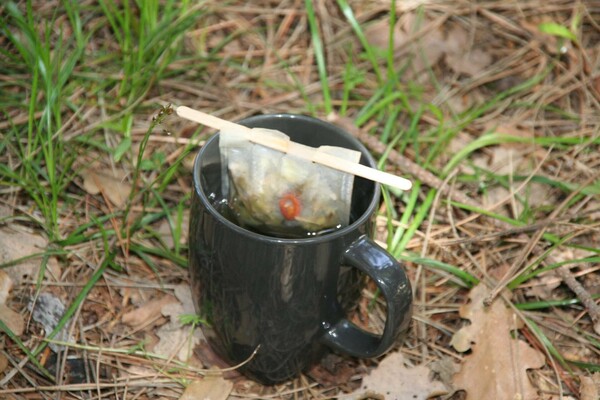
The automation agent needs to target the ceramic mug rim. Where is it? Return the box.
[192,113,382,244]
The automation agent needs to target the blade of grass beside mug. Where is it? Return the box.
[392,187,435,259]
[99,0,201,105]
[130,243,187,269]
[515,295,600,311]
[406,105,426,164]
[388,181,421,254]
[278,57,318,116]
[122,104,172,251]
[355,85,385,126]
[4,3,86,240]
[381,188,397,251]
[423,104,449,167]
[355,91,411,128]
[450,204,566,252]
[507,230,582,290]
[515,174,600,196]
[399,255,479,288]
[0,249,68,270]
[514,256,600,289]
[376,132,403,173]
[143,186,189,262]
[443,120,596,180]
[55,214,118,247]
[340,56,365,117]
[526,317,571,371]
[442,134,534,177]
[567,360,600,373]
[305,0,332,115]
[386,0,398,83]
[0,319,54,381]
[336,0,383,84]
[449,200,526,227]
[380,106,402,144]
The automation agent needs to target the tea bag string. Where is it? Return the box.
[176,106,412,191]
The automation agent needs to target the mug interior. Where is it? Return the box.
[194,114,380,239]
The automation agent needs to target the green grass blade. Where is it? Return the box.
[510,255,600,290]
[340,57,365,116]
[398,255,479,288]
[442,134,533,176]
[336,0,383,83]
[388,181,421,253]
[538,22,577,42]
[526,317,570,371]
[386,0,397,82]
[393,188,436,257]
[567,360,600,372]
[515,294,600,311]
[305,0,332,114]
[32,249,114,357]
[355,91,410,127]
[0,319,54,380]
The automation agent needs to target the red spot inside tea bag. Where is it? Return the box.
[279,193,301,220]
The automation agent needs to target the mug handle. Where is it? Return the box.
[321,235,412,358]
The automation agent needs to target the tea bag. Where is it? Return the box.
[219,127,361,236]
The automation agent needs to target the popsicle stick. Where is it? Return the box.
[176,106,412,191]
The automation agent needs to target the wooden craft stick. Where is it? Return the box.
[176,106,413,191]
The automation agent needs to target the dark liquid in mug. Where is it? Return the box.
[202,164,352,239]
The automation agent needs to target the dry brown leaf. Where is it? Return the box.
[0,304,24,336]
[525,272,561,299]
[0,342,7,373]
[451,285,545,400]
[364,18,396,50]
[121,294,177,328]
[307,353,358,388]
[346,351,447,400]
[156,211,190,249]
[0,352,7,374]
[429,356,460,388]
[399,14,446,73]
[179,375,233,400]
[580,373,600,400]
[446,48,493,76]
[0,267,25,336]
[0,227,61,284]
[365,13,446,75]
[444,25,492,77]
[0,270,12,305]
[80,168,131,207]
[365,14,492,79]
[151,284,204,362]
[0,204,11,219]
[395,0,433,12]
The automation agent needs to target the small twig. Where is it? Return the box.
[553,262,600,335]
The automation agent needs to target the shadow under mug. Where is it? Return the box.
[189,114,412,384]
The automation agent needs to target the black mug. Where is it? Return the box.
[189,114,412,384]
